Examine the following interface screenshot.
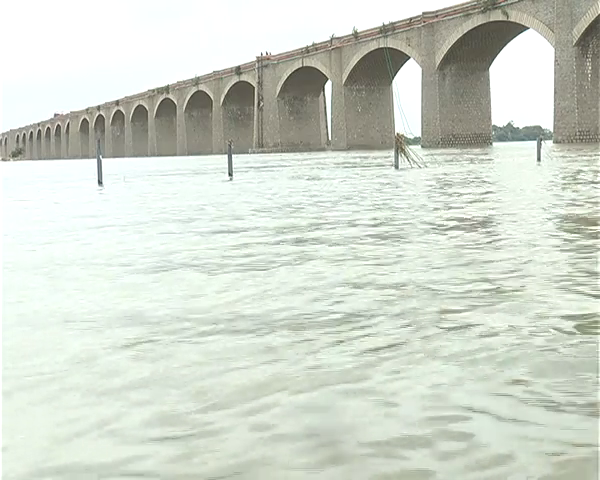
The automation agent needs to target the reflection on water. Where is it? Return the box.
[2,142,599,479]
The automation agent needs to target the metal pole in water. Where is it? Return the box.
[536,136,542,163]
[393,141,400,170]
[96,138,104,187]
[227,140,233,180]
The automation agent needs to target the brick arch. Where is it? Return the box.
[573,1,600,45]
[110,107,126,124]
[78,115,90,130]
[153,94,179,118]
[92,111,106,128]
[129,101,149,122]
[342,38,424,84]
[275,58,332,98]
[436,8,555,68]
[220,76,256,106]
[183,88,213,112]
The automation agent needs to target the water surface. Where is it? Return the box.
[3,143,599,479]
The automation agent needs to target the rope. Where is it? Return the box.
[383,47,427,168]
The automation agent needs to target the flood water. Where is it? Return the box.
[2,143,599,479]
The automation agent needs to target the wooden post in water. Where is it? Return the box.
[227,140,233,180]
[393,138,400,170]
[96,138,104,187]
[536,136,542,163]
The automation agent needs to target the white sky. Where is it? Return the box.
[0,0,554,135]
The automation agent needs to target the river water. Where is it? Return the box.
[2,143,599,479]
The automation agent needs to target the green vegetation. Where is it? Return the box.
[352,27,359,40]
[404,136,422,145]
[379,22,394,36]
[398,123,552,146]
[10,147,24,159]
[154,85,170,95]
[493,122,552,142]
[481,0,497,12]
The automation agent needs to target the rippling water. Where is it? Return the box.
[2,143,599,479]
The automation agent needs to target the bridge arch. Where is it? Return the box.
[155,96,178,156]
[64,122,70,158]
[44,126,51,159]
[573,1,600,44]
[19,132,26,158]
[110,109,126,157]
[220,77,255,107]
[54,123,62,159]
[184,89,213,155]
[28,131,34,160]
[222,80,255,153]
[93,114,106,157]
[2,136,7,158]
[277,64,331,150]
[79,117,90,158]
[276,59,332,99]
[433,9,555,147]
[15,133,20,153]
[343,44,421,149]
[343,39,423,85]
[131,103,149,157]
[436,9,554,68]
[36,128,42,159]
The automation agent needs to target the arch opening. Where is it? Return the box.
[155,98,177,156]
[44,127,51,159]
[94,115,106,157]
[131,105,149,157]
[437,20,554,147]
[36,129,42,160]
[15,134,20,155]
[343,47,419,149]
[111,110,126,158]
[2,137,7,159]
[277,66,330,150]
[65,122,70,158]
[222,82,254,154]
[28,132,34,160]
[20,133,27,158]
[54,124,62,159]
[185,91,212,155]
[79,118,90,158]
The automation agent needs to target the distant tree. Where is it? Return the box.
[9,146,24,159]
[404,136,421,145]
[492,122,552,142]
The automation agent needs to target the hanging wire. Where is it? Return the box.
[383,46,427,168]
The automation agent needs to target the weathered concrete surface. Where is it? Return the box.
[1,0,598,159]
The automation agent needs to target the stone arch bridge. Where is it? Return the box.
[2,0,598,159]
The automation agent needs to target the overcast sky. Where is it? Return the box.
[1,0,554,135]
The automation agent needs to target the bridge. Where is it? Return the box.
[1,0,598,160]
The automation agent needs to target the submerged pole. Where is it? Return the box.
[96,138,103,187]
[536,136,542,163]
[393,138,400,170]
[227,140,233,180]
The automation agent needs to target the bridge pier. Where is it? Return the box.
[554,8,599,144]
[330,49,348,150]
[344,85,395,149]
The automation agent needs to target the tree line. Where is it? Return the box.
[403,122,553,145]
